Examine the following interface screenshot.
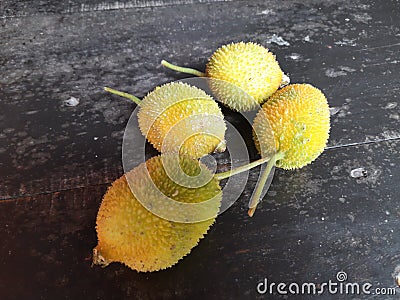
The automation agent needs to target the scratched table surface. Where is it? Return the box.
[1,0,400,299]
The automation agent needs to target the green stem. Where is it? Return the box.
[104,87,142,106]
[248,152,284,217]
[161,60,206,77]
[214,156,271,181]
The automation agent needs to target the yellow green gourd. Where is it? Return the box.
[162,42,287,111]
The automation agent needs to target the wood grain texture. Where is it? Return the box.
[1,1,400,298]
[0,0,241,18]
[0,140,398,299]
[1,0,399,199]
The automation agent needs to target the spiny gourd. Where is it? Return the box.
[161,42,288,112]
[105,82,226,158]
[93,154,269,272]
[249,83,330,216]
[93,154,222,272]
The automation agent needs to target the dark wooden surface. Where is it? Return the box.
[1,0,399,299]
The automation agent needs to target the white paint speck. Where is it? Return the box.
[288,53,301,60]
[340,66,356,73]
[258,9,273,15]
[334,38,357,47]
[330,107,341,116]
[93,136,99,140]
[325,68,347,78]
[325,66,355,78]
[304,35,311,42]
[339,197,346,203]
[392,266,400,286]
[350,167,367,178]
[64,97,80,107]
[25,110,39,115]
[385,102,398,109]
[385,210,390,216]
[280,73,290,87]
[347,214,355,222]
[382,130,400,139]
[354,13,372,24]
[321,217,325,221]
[266,34,290,46]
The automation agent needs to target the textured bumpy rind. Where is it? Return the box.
[137,82,226,158]
[205,42,283,111]
[253,84,330,169]
[93,155,222,272]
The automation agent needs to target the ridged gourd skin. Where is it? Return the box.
[93,155,222,272]
[137,82,226,158]
[205,42,283,111]
[253,84,330,169]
